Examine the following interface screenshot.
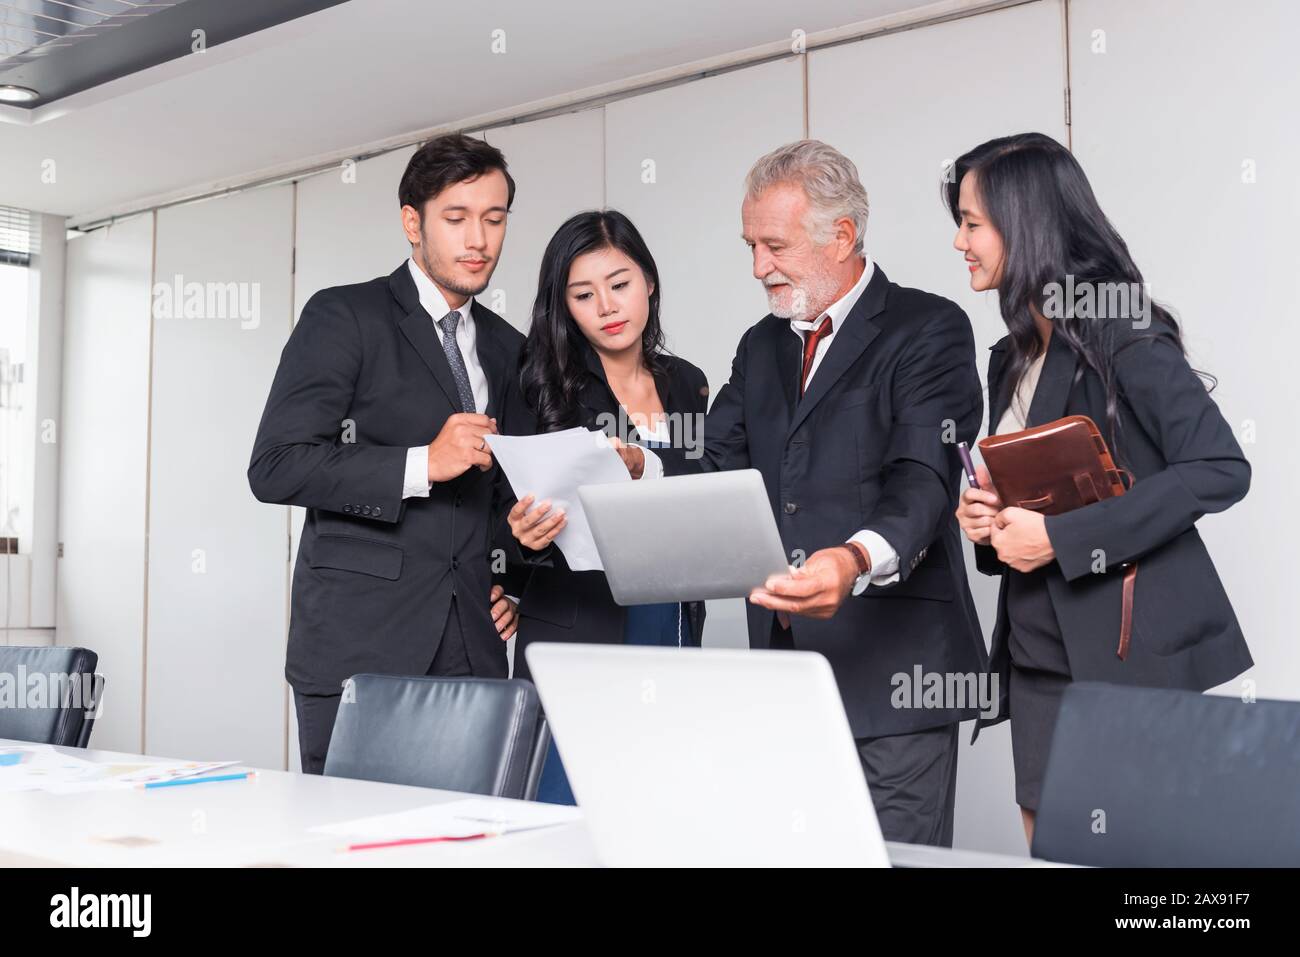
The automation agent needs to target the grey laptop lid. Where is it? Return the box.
[578,469,789,605]
[525,643,889,867]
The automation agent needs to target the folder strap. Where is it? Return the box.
[1117,562,1138,660]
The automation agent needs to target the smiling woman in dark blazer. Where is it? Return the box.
[949,133,1253,845]
[503,209,708,804]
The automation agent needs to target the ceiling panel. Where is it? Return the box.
[0,0,947,219]
[0,0,348,106]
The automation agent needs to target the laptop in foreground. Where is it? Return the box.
[525,643,889,867]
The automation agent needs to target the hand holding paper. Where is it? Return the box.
[508,494,568,551]
[485,428,630,571]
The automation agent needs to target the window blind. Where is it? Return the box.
[0,206,38,266]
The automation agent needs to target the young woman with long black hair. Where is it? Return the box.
[950,133,1252,845]
[504,208,709,805]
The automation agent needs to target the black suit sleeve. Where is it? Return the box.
[248,289,407,524]
[974,349,1009,577]
[491,532,534,596]
[1045,327,1250,581]
[661,329,752,477]
[858,304,983,581]
[693,364,710,415]
[660,361,712,475]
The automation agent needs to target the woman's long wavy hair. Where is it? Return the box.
[520,209,667,433]
[944,132,1208,460]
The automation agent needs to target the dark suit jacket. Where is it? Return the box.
[663,264,988,738]
[973,317,1253,740]
[248,262,527,694]
[507,344,709,683]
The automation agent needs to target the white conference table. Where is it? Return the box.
[0,739,1059,867]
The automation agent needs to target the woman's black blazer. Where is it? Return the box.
[505,345,710,683]
[973,316,1253,740]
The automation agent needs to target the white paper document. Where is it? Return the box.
[0,743,239,794]
[309,797,583,840]
[485,427,630,571]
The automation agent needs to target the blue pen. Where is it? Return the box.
[140,771,255,790]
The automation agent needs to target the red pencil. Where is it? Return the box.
[344,832,498,852]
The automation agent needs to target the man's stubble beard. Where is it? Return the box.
[416,241,494,300]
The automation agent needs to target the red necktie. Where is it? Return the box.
[799,316,834,397]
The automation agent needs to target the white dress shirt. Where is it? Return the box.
[791,256,900,594]
[402,257,491,498]
[788,255,874,388]
[995,349,1047,435]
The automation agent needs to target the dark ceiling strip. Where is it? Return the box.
[0,0,344,105]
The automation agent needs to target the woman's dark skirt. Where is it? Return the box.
[1005,565,1072,812]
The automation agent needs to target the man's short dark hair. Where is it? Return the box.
[398,132,516,215]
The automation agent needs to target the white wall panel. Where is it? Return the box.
[146,187,293,769]
[292,147,417,324]
[0,557,31,630]
[29,213,67,629]
[58,214,153,752]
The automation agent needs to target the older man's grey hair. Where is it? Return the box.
[744,140,870,256]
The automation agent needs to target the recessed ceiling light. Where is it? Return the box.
[0,86,39,104]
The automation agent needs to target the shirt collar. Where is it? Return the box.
[407,257,474,327]
[789,254,875,335]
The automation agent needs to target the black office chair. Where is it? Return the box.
[0,645,104,747]
[1032,681,1300,866]
[323,674,551,800]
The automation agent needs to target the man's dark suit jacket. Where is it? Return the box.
[248,261,526,695]
[972,317,1253,741]
[662,264,988,738]
[506,343,709,683]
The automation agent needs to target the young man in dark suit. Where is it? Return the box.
[249,134,526,773]
[652,140,988,846]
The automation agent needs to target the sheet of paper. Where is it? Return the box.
[0,744,238,793]
[0,744,103,793]
[51,760,241,794]
[485,427,630,571]
[309,797,583,840]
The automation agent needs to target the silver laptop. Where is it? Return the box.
[525,643,890,867]
[578,468,789,604]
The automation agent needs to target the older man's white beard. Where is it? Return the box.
[765,268,841,322]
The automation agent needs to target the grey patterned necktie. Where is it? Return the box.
[437,310,477,414]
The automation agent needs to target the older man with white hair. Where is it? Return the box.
[654,140,987,845]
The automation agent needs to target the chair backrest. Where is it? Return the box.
[75,672,103,748]
[0,646,102,747]
[1033,681,1300,866]
[324,674,549,799]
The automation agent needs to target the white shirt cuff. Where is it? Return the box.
[402,446,432,498]
[848,530,900,595]
[639,446,664,480]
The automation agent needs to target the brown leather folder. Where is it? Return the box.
[977,414,1137,659]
